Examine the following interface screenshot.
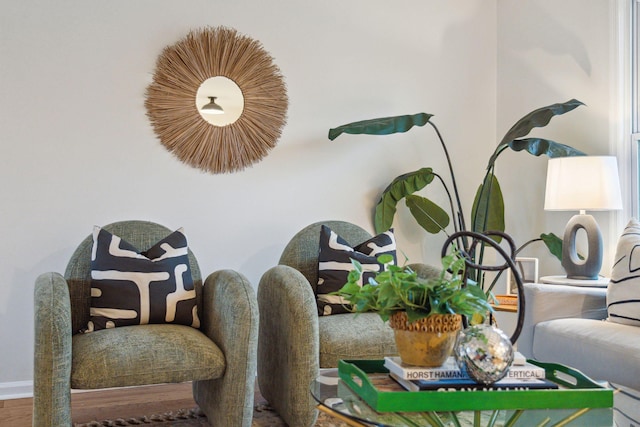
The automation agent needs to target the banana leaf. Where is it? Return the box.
[488,99,585,167]
[405,194,450,234]
[471,173,505,240]
[513,233,564,263]
[328,113,433,141]
[540,232,563,261]
[374,168,436,233]
[509,138,586,158]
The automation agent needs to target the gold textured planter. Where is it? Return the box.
[389,312,462,367]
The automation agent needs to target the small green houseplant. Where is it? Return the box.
[334,252,492,366]
[336,253,491,323]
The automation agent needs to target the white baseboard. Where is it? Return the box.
[0,381,33,400]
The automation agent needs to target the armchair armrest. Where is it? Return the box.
[194,269,258,427]
[518,282,607,358]
[33,272,73,427]
[257,264,319,427]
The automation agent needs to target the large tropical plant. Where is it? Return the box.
[329,99,586,289]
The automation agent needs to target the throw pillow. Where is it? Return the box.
[85,226,200,332]
[316,225,396,316]
[607,219,640,326]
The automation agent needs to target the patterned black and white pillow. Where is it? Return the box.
[85,226,200,332]
[316,225,396,316]
[607,219,640,327]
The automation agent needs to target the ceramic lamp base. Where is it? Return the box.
[562,213,603,280]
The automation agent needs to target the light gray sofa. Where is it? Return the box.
[519,282,640,391]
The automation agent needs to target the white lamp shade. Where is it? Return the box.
[544,156,623,212]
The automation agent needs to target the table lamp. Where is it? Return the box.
[544,156,622,280]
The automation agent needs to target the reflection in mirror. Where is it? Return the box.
[196,76,244,126]
[201,97,224,115]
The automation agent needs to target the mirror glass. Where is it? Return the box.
[195,76,244,126]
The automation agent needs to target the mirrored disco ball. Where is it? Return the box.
[455,324,514,384]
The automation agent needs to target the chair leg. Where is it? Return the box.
[194,377,255,427]
[32,387,72,427]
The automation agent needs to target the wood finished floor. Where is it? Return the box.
[0,382,199,427]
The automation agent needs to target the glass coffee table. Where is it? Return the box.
[310,367,627,427]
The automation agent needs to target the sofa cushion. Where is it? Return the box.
[316,225,396,316]
[71,324,224,388]
[86,226,200,332]
[318,312,397,367]
[608,219,640,326]
[532,318,640,391]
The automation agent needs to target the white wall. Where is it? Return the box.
[0,0,497,386]
[0,0,622,391]
[497,0,623,279]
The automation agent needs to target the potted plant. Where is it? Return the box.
[329,99,586,292]
[333,251,492,367]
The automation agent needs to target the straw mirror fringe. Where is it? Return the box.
[145,26,288,174]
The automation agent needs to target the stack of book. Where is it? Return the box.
[384,353,558,392]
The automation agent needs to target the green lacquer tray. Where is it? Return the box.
[337,359,613,413]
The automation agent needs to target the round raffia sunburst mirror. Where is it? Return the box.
[145,26,288,174]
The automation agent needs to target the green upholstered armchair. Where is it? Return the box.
[257,220,439,427]
[33,220,258,427]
